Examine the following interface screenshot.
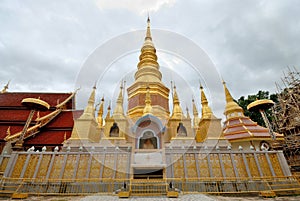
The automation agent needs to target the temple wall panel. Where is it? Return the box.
[246,154,260,178]
[197,154,209,177]
[76,155,89,179]
[185,153,197,178]
[1,149,291,184]
[269,153,284,176]
[221,153,235,178]
[23,154,39,178]
[173,154,184,178]
[36,154,51,179]
[0,156,10,173]
[115,154,128,179]
[102,153,115,179]
[89,154,103,178]
[210,154,222,177]
[257,153,272,177]
[11,154,27,178]
[49,155,64,179]
[63,154,77,179]
[234,153,248,178]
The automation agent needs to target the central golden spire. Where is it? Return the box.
[134,16,162,82]
[127,17,170,120]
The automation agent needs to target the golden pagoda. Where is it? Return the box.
[0,17,297,199]
[127,17,170,122]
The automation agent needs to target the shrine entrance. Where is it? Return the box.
[133,168,163,179]
[132,114,164,149]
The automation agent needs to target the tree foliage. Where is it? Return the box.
[236,90,278,127]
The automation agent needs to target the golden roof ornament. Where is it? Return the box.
[63,131,67,142]
[135,16,162,82]
[192,98,200,127]
[186,107,191,120]
[192,98,198,116]
[200,85,214,119]
[97,96,104,127]
[105,102,111,120]
[80,86,96,120]
[6,126,11,137]
[223,81,244,117]
[146,15,151,40]
[143,85,153,115]
[113,82,125,118]
[1,80,10,93]
[171,85,184,119]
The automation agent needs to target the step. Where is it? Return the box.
[130,179,167,196]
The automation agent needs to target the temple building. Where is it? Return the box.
[0,18,298,198]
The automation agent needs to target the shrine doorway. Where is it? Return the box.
[133,168,163,179]
[133,114,164,149]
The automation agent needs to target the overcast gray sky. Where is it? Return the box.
[0,0,299,119]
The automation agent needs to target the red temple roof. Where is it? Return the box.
[0,92,74,109]
[0,92,81,147]
[24,130,72,145]
[223,116,284,141]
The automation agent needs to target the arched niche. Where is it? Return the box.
[132,114,165,149]
[109,122,119,137]
[177,122,187,137]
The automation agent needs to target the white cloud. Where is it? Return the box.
[95,0,176,15]
[1,0,300,120]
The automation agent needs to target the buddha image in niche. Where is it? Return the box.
[139,131,158,149]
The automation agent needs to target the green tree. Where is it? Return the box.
[236,90,277,127]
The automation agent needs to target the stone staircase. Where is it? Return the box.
[130,179,167,196]
[268,178,300,196]
[0,180,22,197]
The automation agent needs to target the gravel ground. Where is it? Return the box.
[1,194,300,201]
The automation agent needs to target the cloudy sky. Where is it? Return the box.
[0,0,299,119]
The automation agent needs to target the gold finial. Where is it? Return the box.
[200,86,213,118]
[146,14,152,40]
[186,106,191,119]
[192,98,199,127]
[171,85,184,119]
[223,81,234,103]
[143,85,152,115]
[105,102,111,119]
[88,86,96,104]
[6,126,11,136]
[97,96,104,127]
[113,85,125,118]
[117,81,124,104]
[192,98,198,116]
[223,81,244,117]
[80,86,96,119]
[1,80,10,93]
[135,15,162,82]
[173,85,179,104]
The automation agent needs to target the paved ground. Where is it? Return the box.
[1,194,300,201]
